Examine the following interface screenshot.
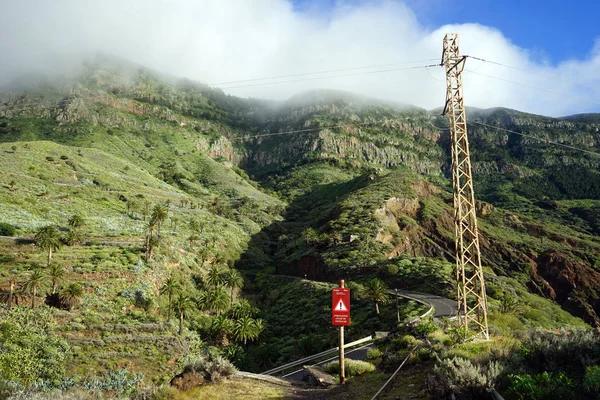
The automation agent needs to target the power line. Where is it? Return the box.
[464,69,600,107]
[209,58,441,86]
[232,121,381,141]
[470,121,600,157]
[466,55,600,93]
[426,119,599,157]
[219,63,442,90]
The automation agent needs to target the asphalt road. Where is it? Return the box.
[395,289,457,319]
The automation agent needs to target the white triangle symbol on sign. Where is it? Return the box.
[336,300,348,311]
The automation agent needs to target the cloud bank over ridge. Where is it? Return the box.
[1,0,599,116]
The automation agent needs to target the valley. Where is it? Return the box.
[0,57,599,399]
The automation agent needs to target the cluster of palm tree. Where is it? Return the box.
[18,263,83,310]
[158,265,262,345]
[34,217,85,263]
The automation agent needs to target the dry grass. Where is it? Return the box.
[174,378,287,399]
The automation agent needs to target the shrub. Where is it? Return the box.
[365,348,383,361]
[434,357,503,398]
[0,306,71,385]
[323,359,376,377]
[391,334,419,350]
[413,319,438,337]
[182,353,238,381]
[0,222,16,236]
[584,365,600,396]
[506,372,575,400]
[516,329,600,376]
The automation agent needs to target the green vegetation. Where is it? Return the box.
[0,58,598,398]
[323,359,376,377]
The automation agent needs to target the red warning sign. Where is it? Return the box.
[332,287,350,326]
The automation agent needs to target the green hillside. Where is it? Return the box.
[0,59,599,398]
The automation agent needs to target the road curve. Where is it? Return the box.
[394,289,457,319]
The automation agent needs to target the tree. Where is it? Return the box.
[35,226,62,267]
[9,180,16,192]
[64,230,81,246]
[47,263,65,294]
[302,227,320,246]
[200,286,230,316]
[68,214,84,231]
[146,235,159,262]
[21,269,46,308]
[172,294,194,335]
[151,204,168,236]
[210,315,234,346]
[60,283,84,310]
[233,317,263,345]
[127,199,140,218]
[160,276,181,321]
[142,200,151,221]
[206,265,225,288]
[224,269,244,303]
[229,299,259,319]
[362,278,390,314]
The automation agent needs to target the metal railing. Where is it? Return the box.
[262,335,373,376]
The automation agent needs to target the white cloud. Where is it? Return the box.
[0,0,598,116]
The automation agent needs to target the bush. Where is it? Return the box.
[323,359,376,377]
[365,348,383,361]
[0,306,71,385]
[506,372,575,400]
[434,357,503,398]
[413,319,438,337]
[0,222,16,236]
[182,353,238,381]
[584,365,600,396]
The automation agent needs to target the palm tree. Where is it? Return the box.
[64,230,80,246]
[160,276,181,321]
[68,214,84,231]
[197,247,211,269]
[47,263,65,294]
[362,278,391,314]
[229,299,258,319]
[146,234,159,262]
[200,286,230,316]
[151,204,168,236]
[210,315,234,346]
[60,283,84,310]
[142,200,152,221]
[35,225,62,266]
[233,316,262,345]
[172,294,194,335]
[205,265,225,288]
[21,269,46,308]
[224,269,244,303]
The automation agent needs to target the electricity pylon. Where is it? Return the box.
[441,33,489,340]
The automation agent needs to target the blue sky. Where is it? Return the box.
[292,0,600,64]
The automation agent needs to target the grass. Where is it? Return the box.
[174,378,287,399]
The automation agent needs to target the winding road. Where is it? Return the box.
[274,285,457,382]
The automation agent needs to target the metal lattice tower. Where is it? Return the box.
[441,33,489,340]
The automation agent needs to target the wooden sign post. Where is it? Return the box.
[332,280,350,384]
